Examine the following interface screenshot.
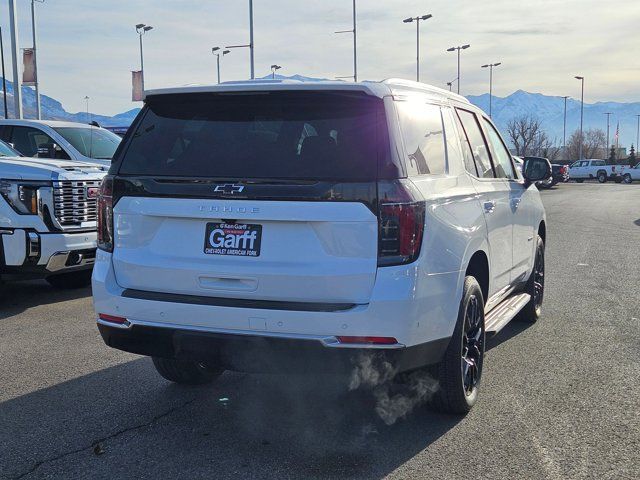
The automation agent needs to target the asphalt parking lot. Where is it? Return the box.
[1,183,638,480]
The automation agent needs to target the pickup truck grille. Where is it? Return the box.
[52,180,102,227]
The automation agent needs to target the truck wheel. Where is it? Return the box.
[518,236,545,323]
[597,171,607,183]
[46,270,92,289]
[152,357,224,385]
[432,276,485,415]
[575,179,584,183]
[623,174,632,184]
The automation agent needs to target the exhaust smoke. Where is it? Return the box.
[349,352,439,425]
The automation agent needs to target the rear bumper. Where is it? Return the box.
[97,322,449,374]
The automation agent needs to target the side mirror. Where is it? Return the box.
[522,157,552,185]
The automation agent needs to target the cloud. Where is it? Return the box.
[0,0,638,116]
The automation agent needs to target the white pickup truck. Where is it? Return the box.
[568,159,623,183]
[0,140,106,287]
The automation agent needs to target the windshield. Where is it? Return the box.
[53,127,121,159]
[0,140,20,157]
[118,92,392,181]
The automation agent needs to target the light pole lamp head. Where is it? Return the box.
[144,26,153,32]
[212,47,220,53]
[421,14,433,20]
[494,62,502,67]
[446,47,456,52]
[575,75,584,80]
[462,44,471,50]
[271,64,282,71]
[223,50,231,55]
[403,17,414,23]
[481,64,489,68]
[135,23,145,32]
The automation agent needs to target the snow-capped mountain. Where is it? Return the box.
[0,77,140,126]
[467,90,640,148]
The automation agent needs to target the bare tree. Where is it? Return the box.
[566,128,606,160]
[506,115,560,160]
[506,115,543,156]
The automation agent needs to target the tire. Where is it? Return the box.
[597,171,607,183]
[432,276,485,415]
[46,269,92,289]
[575,179,584,183]
[537,178,553,189]
[152,357,223,385]
[518,235,545,323]
[623,174,632,184]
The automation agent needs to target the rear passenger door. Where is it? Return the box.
[481,117,532,284]
[455,108,512,297]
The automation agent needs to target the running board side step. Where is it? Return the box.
[484,293,531,335]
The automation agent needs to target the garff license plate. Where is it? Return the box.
[204,222,262,257]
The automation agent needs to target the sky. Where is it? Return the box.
[0,0,639,116]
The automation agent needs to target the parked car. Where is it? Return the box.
[621,162,640,183]
[0,148,107,287]
[568,159,623,183]
[93,78,550,414]
[0,119,121,168]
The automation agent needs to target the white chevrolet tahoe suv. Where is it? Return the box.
[0,139,106,287]
[93,79,550,414]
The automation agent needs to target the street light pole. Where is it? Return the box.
[0,27,8,119]
[212,48,230,84]
[636,114,640,155]
[249,0,254,79]
[270,64,282,79]
[575,76,584,160]
[352,0,357,82]
[604,112,612,155]
[335,0,358,82]
[136,24,153,92]
[403,14,432,83]
[481,62,501,118]
[562,96,569,152]
[447,44,470,94]
[30,0,44,120]
[225,0,255,80]
[8,0,22,119]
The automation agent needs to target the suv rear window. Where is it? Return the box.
[118,92,393,181]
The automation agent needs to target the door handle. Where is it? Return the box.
[483,201,496,213]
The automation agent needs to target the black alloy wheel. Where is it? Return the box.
[462,294,484,396]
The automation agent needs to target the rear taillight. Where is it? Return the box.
[337,336,399,345]
[97,176,114,252]
[99,313,128,325]
[377,180,425,267]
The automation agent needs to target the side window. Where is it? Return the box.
[482,118,516,179]
[452,109,479,176]
[11,127,50,157]
[441,107,466,175]
[396,101,446,175]
[456,109,495,178]
[0,126,11,143]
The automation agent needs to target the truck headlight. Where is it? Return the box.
[0,180,49,215]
